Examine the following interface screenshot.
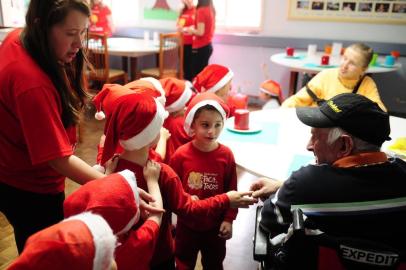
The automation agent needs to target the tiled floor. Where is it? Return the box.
[0,105,260,270]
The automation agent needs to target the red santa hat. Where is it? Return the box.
[93,84,136,120]
[160,77,194,113]
[193,64,234,94]
[97,88,168,165]
[184,92,230,136]
[64,170,140,235]
[8,212,116,270]
[260,80,283,99]
[125,77,166,105]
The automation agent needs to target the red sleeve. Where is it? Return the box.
[115,220,160,270]
[224,149,238,222]
[162,164,230,219]
[16,87,73,165]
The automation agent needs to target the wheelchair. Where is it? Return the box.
[253,205,406,270]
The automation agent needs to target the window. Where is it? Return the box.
[213,0,263,32]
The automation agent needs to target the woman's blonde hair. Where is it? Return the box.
[347,43,374,69]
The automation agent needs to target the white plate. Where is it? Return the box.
[226,121,262,134]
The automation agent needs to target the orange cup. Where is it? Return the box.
[324,44,332,55]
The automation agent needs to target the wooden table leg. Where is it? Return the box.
[122,56,128,74]
[130,57,138,80]
[288,71,299,97]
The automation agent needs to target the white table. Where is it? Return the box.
[219,108,406,180]
[271,51,402,96]
[107,37,160,80]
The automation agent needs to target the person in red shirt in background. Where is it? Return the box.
[93,86,256,270]
[177,0,196,81]
[89,0,114,37]
[0,0,111,253]
[64,169,164,270]
[170,92,238,270]
[8,212,118,270]
[184,0,215,79]
[160,77,195,163]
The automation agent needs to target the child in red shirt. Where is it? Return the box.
[8,212,117,270]
[170,92,238,270]
[160,77,195,163]
[64,169,163,270]
[93,85,256,270]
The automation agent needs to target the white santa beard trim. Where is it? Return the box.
[116,170,141,235]
[260,87,279,97]
[184,100,226,136]
[120,99,168,150]
[64,212,116,270]
[165,84,193,113]
[206,70,234,93]
[140,77,166,105]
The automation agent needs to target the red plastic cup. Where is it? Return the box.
[234,109,249,130]
[321,55,330,65]
[391,50,400,60]
[286,47,295,56]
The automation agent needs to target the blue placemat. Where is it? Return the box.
[287,154,314,176]
[220,122,280,144]
[303,63,338,68]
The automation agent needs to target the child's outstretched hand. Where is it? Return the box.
[143,160,161,183]
[226,191,258,208]
[218,221,233,239]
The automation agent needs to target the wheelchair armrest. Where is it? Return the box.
[291,208,304,231]
[253,205,268,261]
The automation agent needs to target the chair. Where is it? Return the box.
[253,206,406,270]
[86,33,128,90]
[139,32,184,79]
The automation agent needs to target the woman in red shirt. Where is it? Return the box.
[185,0,215,80]
[89,0,114,37]
[177,0,196,81]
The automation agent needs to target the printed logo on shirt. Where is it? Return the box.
[187,171,219,191]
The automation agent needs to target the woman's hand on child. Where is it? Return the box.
[104,154,120,175]
[218,221,233,239]
[226,191,258,208]
[143,160,161,183]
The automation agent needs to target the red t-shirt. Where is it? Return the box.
[0,29,76,194]
[177,7,196,45]
[163,115,191,163]
[89,4,112,37]
[169,142,238,230]
[193,6,215,49]
[114,157,229,266]
[115,220,160,270]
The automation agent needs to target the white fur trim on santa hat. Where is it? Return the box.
[116,169,141,235]
[259,87,279,97]
[203,70,234,94]
[165,83,193,113]
[119,99,168,150]
[140,77,166,105]
[184,100,227,136]
[65,212,117,270]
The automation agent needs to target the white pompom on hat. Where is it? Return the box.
[64,170,140,236]
[7,212,117,270]
[160,77,194,113]
[183,92,230,136]
[192,64,234,94]
[93,84,136,120]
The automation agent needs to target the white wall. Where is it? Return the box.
[261,1,406,44]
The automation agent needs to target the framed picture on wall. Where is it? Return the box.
[288,0,406,25]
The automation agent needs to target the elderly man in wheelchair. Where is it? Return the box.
[250,94,406,270]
